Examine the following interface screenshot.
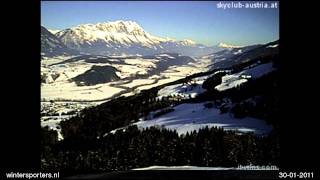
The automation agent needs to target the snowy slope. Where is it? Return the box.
[127,61,275,136]
[215,62,275,91]
[205,44,263,69]
[215,75,248,91]
[240,62,274,78]
[158,83,204,99]
[158,76,208,99]
[132,102,272,136]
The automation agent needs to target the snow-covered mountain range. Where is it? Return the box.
[41,26,79,57]
[217,42,242,48]
[42,20,229,57]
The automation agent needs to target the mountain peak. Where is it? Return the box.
[48,29,60,35]
[41,26,79,57]
[218,42,242,48]
[73,20,146,35]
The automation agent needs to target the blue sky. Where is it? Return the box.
[41,1,279,46]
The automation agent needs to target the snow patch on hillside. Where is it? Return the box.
[158,83,204,99]
[215,75,248,91]
[240,62,274,78]
[267,44,278,48]
[215,62,274,91]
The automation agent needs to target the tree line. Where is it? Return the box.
[41,125,279,176]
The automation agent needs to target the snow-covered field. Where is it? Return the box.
[215,62,274,91]
[41,55,76,66]
[132,102,272,136]
[158,83,204,99]
[124,58,158,67]
[41,81,124,101]
[240,62,274,78]
[112,63,151,78]
[215,75,248,91]
[121,79,156,88]
[157,76,208,99]
[162,65,205,78]
[41,54,210,102]
[135,76,181,91]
